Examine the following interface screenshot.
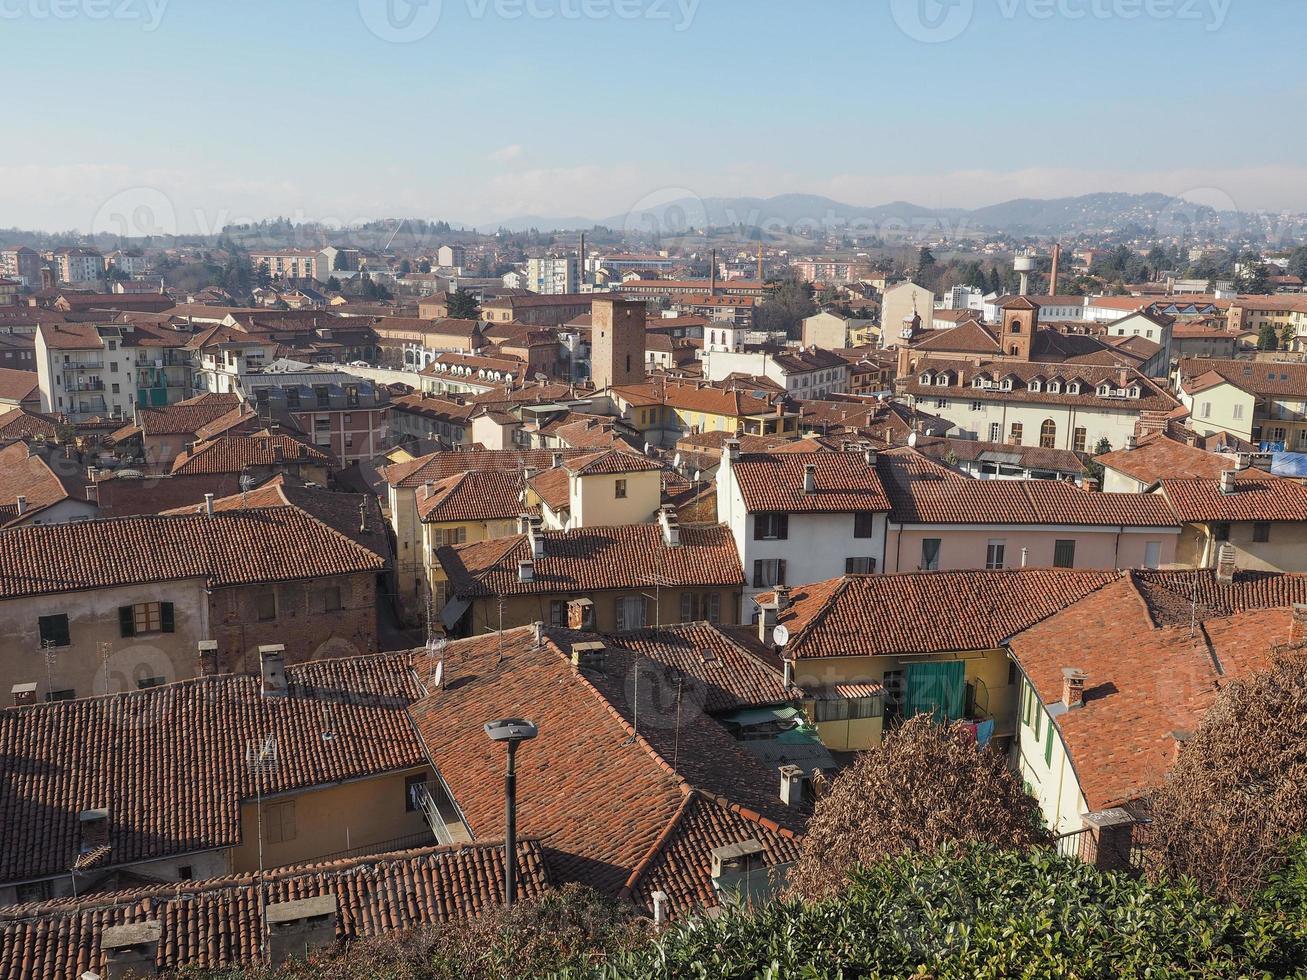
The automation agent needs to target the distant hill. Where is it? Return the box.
[477,192,1240,238]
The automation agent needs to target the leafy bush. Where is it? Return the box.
[787,716,1049,901]
[582,846,1307,979]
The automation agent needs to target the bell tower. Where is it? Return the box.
[999,296,1039,361]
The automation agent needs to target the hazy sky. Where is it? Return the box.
[3,0,1304,233]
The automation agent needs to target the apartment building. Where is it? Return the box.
[239,362,391,463]
[250,247,321,282]
[0,245,42,287]
[1175,357,1307,450]
[50,246,103,284]
[1159,469,1307,572]
[526,255,579,294]
[705,346,850,399]
[1226,294,1307,347]
[36,321,190,421]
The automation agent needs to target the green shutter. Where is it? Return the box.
[905,661,965,722]
[1045,721,1055,766]
[119,606,135,638]
[160,602,175,634]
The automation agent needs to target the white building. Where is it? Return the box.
[705,346,849,399]
[717,445,889,619]
[526,256,579,295]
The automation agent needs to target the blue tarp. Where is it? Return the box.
[1270,452,1307,478]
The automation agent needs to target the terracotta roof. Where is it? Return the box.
[409,627,800,905]
[417,468,525,523]
[910,435,1085,475]
[603,622,798,714]
[170,433,332,475]
[565,448,662,476]
[91,472,247,517]
[0,367,38,403]
[774,569,1119,660]
[1096,433,1234,487]
[1160,470,1307,523]
[135,393,240,436]
[438,524,743,598]
[0,653,427,884]
[1132,568,1307,626]
[0,408,59,442]
[877,449,1178,527]
[912,319,1000,354]
[730,451,890,514]
[527,466,570,514]
[383,448,589,489]
[1177,358,1307,398]
[0,508,386,599]
[901,358,1178,412]
[0,841,548,980]
[0,441,86,525]
[1009,576,1284,809]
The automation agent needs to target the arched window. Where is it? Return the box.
[1040,419,1057,449]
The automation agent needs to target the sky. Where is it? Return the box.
[2,0,1305,234]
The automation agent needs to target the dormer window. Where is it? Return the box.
[1128,386,1140,398]
[1028,380,1042,392]
[919,372,933,385]
[1097,384,1112,396]
[935,373,949,387]
[972,376,987,388]
[1000,378,1014,391]
[1047,381,1061,393]
[1067,382,1081,394]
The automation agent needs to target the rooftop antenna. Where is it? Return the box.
[98,640,113,695]
[239,472,256,508]
[41,639,58,698]
[244,735,278,963]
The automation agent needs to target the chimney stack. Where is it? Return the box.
[101,921,162,980]
[259,644,287,697]
[802,463,816,494]
[1216,541,1236,583]
[266,895,338,964]
[570,640,606,671]
[651,890,670,927]
[517,559,535,583]
[14,495,26,516]
[527,515,545,559]
[778,764,806,808]
[79,807,109,851]
[196,640,220,677]
[552,451,564,468]
[1061,667,1088,709]
[1292,603,1307,645]
[1125,434,1138,451]
[773,585,791,611]
[204,492,215,516]
[567,597,594,631]
[658,507,680,548]
[1219,469,1236,495]
[10,682,37,707]
[782,658,794,690]
[724,438,741,464]
[1048,243,1062,296]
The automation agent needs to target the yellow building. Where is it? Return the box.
[605,378,801,449]
[765,569,1119,752]
[1176,357,1307,450]
[527,448,664,530]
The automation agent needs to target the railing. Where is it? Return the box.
[66,361,105,372]
[1051,816,1150,875]
[300,830,437,866]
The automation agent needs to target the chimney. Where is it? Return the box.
[1219,469,1236,495]
[552,451,564,468]
[864,445,878,467]
[1048,243,1062,296]
[802,463,816,494]
[527,516,545,559]
[1085,477,1100,493]
[10,682,37,706]
[517,559,535,583]
[523,465,538,482]
[757,600,779,644]
[658,507,680,548]
[14,495,26,516]
[100,920,162,979]
[567,597,594,630]
[266,895,338,965]
[773,585,791,611]
[517,513,532,535]
[570,640,606,671]
[1061,668,1088,709]
[204,492,215,516]
[79,807,109,851]
[1020,547,1029,568]
[1169,729,1192,765]
[196,640,220,677]
[1125,434,1138,451]
[259,644,287,697]
[424,480,434,499]
[782,658,794,690]
[724,438,740,464]
[778,764,806,808]
[651,890,670,927]
[1216,541,1236,583]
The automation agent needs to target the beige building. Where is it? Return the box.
[1159,470,1307,572]
[879,281,934,348]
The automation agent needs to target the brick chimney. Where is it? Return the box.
[1216,541,1236,584]
[259,644,287,697]
[1061,667,1088,709]
[196,640,220,677]
[101,920,162,979]
[10,682,36,707]
[567,597,594,630]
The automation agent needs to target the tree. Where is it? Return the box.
[1258,321,1280,350]
[915,246,937,289]
[1147,658,1307,905]
[399,258,412,276]
[787,716,1048,902]
[446,287,480,320]
[1286,246,1307,281]
[417,258,432,274]
[753,278,816,339]
[325,276,341,292]
[332,250,349,271]
[1238,261,1271,294]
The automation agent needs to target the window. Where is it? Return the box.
[614,479,627,499]
[615,594,646,631]
[934,397,947,409]
[1253,522,1271,543]
[1039,419,1056,449]
[549,599,568,627]
[119,602,175,637]
[177,866,193,881]
[1073,427,1087,453]
[680,592,722,624]
[1232,404,1244,420]
[38,614,70,648]
[970,400,983,411]
[405,772,429,812]
[137,676,165,690]
[853,513,877,539]
[812,695,882,722]
[985,539,1006,570]
[321,586,343,612]
[434,526,466,548]
[1201,401,1212,419]
[845,557,876,574]
[1009,422,1022,446]
[1053,539,1076,568]
[752,558,786,588]
[920,538,941,571]
[255,591,277,622]
[1022,680,1031,726]
[1212,522,1231,542]
[989,422,1001,442]
[1144,540,1161,569]
[753,513,789,541]
[265,801,297,844]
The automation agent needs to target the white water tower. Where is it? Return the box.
[1014,250,1037,295]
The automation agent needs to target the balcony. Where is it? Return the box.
[66,360,104,372]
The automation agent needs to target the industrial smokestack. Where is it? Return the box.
[709,248,717,296]
[1049,243,1062,296]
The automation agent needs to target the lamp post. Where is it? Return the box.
[483,717,538,907]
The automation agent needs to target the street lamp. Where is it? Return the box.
[483,717,538,907]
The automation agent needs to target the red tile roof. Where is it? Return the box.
[877,449,1179,526]
[0,508,386,599]
[0,408,59,442]
[382,448,590,488]
[1160,470,1307,522]
[730,451,890,514]
[438,524,743,598]
[0,653,427,884]
[774,569,1119,660]
[1176,357,1307,398]
[1096,433,1234,487]
[417,468,526,523]
[1132,568,1307,625]
[170,432,332,475]
[135,393,240,436]
[0,841,548,980]
[0,367,39,403]
[565,448,662,476]
[1009,576,1284,809]
[0,441,86,525]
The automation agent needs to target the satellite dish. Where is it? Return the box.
[907,432,918,448]
[772,624,790,647]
